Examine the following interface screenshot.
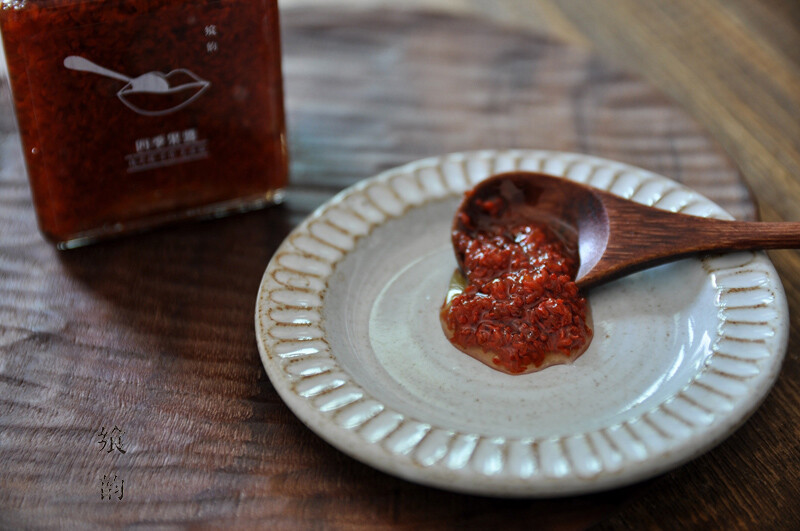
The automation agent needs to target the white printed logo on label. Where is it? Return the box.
[63,56,210,116]
[125,128,209,173]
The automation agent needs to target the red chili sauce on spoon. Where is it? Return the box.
[441,190,593,374]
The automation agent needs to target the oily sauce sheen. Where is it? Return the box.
[441,194,593,374]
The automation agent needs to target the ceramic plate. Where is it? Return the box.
[255,150,788,496]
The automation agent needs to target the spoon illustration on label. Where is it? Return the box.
[63,56,211,116]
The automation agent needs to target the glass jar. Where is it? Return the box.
[0,0,288,248]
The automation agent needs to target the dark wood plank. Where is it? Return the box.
[0,7,772,529]
[282,8,755,220]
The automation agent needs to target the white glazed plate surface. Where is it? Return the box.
[255,151,788,496]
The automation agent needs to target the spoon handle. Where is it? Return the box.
[63,56,132,83]
[710,220,800,249]
[579,192,800,288]
[619,214,800,254]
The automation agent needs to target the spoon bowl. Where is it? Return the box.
[127,72,171,93]
[456,172,800,289]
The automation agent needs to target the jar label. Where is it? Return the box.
[8,0,285,232]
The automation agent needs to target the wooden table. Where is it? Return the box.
[1,1,798,528]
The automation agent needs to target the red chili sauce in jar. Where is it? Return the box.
[0,0,287,248]
[440,188,593,374]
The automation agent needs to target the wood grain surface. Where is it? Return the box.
[1,4,798,529]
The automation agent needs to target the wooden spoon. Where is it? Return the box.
[454,171,800,290]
